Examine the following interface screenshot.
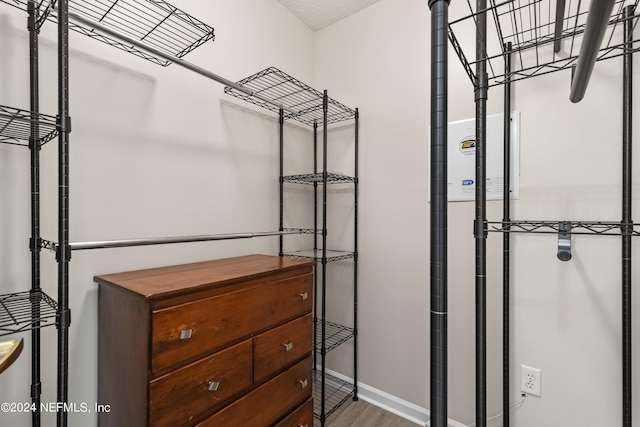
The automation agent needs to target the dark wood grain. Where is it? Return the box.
[98,285,149,427]
[254,313,312,383]
[196,356,312,427]
[151,273,312,374]
[274,398,313,427]
[94,254,314,300]
[149,339,253,427]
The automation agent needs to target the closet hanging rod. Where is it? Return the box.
[65,229,308,251]
[62,9,299,115]
[569,0,616,102]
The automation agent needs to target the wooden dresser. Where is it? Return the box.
[95,254,315,427]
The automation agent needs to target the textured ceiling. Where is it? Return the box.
[277,0,383,31]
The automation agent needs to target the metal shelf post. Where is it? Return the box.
[27,1,43,424]
[429,1,450,425]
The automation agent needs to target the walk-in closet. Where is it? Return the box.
[1,1,638,427]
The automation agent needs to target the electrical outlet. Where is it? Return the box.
[520,365,542,397]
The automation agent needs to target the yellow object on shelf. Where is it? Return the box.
[0,338,24,375]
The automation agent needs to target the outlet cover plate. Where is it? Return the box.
[520,364,541,397]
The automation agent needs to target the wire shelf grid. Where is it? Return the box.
[284,173,356,185]
[0,0,215,66]
[0,290,58,337]
[224,67,356,126]
[449,0,640,87]
[312,370,355,422]
[315,320,355,354]
[489,220,640,235]
[0,104,58,147]
[284,249,356,263]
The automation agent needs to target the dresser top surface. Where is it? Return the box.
[94,254,314,300]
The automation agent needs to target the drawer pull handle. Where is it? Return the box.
[283,342,294,352]
[299,424,309,427]
[297,378,308,389]
[179,329,193,340]
[207,381,220,392]
[299,292,308,301]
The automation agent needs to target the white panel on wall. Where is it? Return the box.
[447,111,520,202]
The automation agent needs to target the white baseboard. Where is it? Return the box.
[321,367,467,427]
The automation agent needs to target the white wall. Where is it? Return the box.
[315,0,640,426]
[0,2,314,426]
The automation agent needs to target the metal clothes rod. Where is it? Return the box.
[569,0,616,102]
[69,230,306,251]
[63,10,300,116]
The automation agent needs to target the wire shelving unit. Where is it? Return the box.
[226,67,359,426]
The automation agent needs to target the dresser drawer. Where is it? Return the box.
[149,339,253,427]
[196,356,312,427]
[273,398,313,427]
[151,273,312,373]
[254,313,312,383]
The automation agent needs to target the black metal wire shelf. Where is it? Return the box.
[0,104,58,147]
[224,67,356,127]
[0,290,58,337]
[315,320,355,354]
[312,370,355,422]
[284,173,356,185]
[449,0,640,87]
[284,249,356,263]
[1,0,215,67]
[488,220,640,235]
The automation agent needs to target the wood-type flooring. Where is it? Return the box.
[316,399,420,427]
